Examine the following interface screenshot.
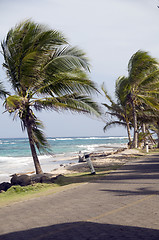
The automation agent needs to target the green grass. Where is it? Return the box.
[0,183,58,207]
[139,148,159,155]
[0,167,119,207]
[2,149,156,208]
[57,165,123,185]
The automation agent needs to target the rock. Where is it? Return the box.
[11,174,31,186]
[53,174,66,184]
[10,174,18,185]
[30,173,54,184]
[0,182,12,192]
[30,174,42,183]
[40,175,52,183]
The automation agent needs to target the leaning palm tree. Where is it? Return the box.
[118,50,159,148]
[102,82,132,144]
[1,20,101,174]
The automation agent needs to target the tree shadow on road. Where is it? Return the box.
[100,187,159,196]
[55,155,159,189]
[1,221,159,240]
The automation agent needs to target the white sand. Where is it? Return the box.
[50,148,143,175]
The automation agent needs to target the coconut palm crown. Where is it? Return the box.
[118,50,159,148]
[1,20,101,174]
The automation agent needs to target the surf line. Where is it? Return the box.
[86,194,155,222]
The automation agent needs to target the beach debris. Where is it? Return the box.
[90,148,127,160]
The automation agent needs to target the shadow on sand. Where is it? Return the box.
[1,221,159,240]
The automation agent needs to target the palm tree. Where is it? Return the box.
[102,82,132,144]
[141,108,159,148]
[118,50,159,148]
[1,20,101,174]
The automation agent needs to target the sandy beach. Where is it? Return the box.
[50,148,143,176]
[0,147,144,184]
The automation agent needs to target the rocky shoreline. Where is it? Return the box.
[0,148,143,193]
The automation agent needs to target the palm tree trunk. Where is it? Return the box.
[131,98,138,148]
[145,126,156,145]
[26,122,43,174]
[125,112,131,145]
[126,122,132,146]
[142,123,146,147]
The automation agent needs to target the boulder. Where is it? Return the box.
[53,174,66,184]
[0,182,12,192]
[30,173,54,184]
[40,175,52,183]
[11,174,31,186]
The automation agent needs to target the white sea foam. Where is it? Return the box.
[106,136,128,139]
[55,138,73,141]
[0,136,128,183]
[0,154,78,183]
[48,136,128,141]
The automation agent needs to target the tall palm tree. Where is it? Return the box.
[118,50,159,148]
[1,20,101,174]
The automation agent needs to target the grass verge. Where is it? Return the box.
[0,167,118,207]
[1,149,155,208]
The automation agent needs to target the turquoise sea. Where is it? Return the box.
[0,136,128,182]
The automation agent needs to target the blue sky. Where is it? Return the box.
[0,0,159,138]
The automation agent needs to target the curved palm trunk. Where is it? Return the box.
[126,121,132,145]
[142,123,146,147]
[125,112,131,145]
[131,98,138,148]
[146,127,156,145]
[26,121,43,174]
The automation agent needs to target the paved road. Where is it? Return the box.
[0,154,159,239]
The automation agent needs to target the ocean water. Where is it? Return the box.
[0,136,128,182]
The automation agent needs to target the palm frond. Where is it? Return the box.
[34,94,101,117]
[0,82,9,98]
[103,121,127,132]
[101,83,115,105]
[38,69,99,97]
[31,118,51,154]
[4,95,23,112]
[128,50,158,85]
[1,20,67,92]
[115,76,130,105]
[139,69,159,88]
[137,95,159,110]
[42,45,90,73]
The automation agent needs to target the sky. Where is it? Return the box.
[0,0,159,138]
